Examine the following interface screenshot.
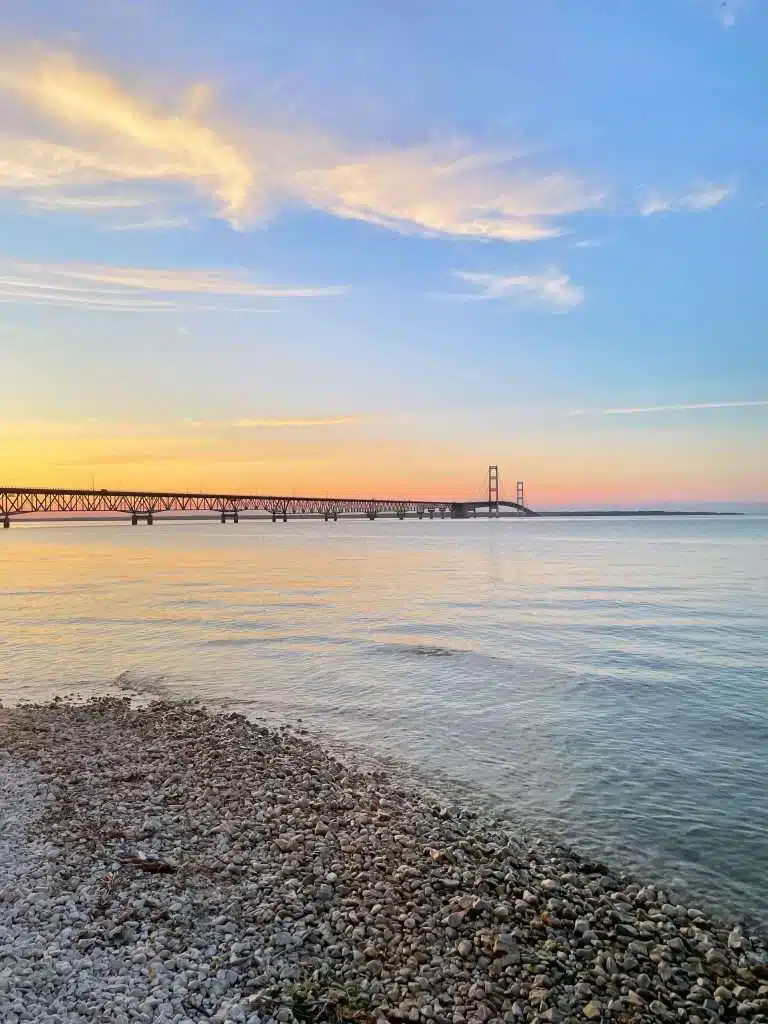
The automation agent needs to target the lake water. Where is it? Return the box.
[1,515,766,927]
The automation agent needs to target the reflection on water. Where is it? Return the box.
[1,515,767,926]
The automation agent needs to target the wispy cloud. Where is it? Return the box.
[109,215,191,231]
[450,268,585,310]
[0,260,346,313]
[571,400,768,416]
[0,51,603,241]
[183,416,361,429]
[0,417,103,437]
[24,192,153,212]
[292,148,603,242]
[0,415,362,437]
[640,183,733,216]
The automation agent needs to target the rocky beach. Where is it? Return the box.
[0,697,765,1024]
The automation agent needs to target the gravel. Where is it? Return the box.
[1,697,766,1023]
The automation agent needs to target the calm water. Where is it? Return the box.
[1,516,766,925]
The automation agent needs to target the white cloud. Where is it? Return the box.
[0,260,347,313]
[451,268,585,310]
[571,400,768,416]
[0,51,603,242]
[640,183,733,216]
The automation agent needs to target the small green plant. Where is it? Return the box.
[287,981,375,1023]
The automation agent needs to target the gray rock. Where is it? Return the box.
[0,700,765,1024]
[493,934,518,955]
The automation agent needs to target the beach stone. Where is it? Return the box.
[729,928,747,951]
[0,698,765,1024]
[493,934,518,956]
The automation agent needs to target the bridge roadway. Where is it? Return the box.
[0,486,537,526]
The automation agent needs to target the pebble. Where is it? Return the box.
[0,698,765,1024]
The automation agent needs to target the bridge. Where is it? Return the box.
[0,467,537,527]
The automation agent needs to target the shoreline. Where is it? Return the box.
[1,698,766,1024]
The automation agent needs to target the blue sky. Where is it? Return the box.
[0,0,765,505]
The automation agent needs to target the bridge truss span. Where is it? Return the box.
[0,479,537,526]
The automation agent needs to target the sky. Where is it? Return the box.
[0,0,766,508]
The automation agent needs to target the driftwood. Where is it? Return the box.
[120,855,177,874]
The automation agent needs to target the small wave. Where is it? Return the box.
[202,637,261,647]
[113,671,173,698]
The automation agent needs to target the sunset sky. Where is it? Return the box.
[0,0,766,507]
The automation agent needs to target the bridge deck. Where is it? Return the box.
[1,486,537,523]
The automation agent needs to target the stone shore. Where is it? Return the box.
[0,697,765,1024]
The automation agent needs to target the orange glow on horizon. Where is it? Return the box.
[1,426,765,508]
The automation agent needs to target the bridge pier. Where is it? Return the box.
[220,510,239,523]
[2,515,9,529]
[129,511,155,525]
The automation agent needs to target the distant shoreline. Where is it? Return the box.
[538,510,744,517]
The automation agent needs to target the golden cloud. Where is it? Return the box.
[0,54,254,223]
[0,51,603,241]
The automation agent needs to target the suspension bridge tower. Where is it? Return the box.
[488,465,499,517]
[487,466,528,516]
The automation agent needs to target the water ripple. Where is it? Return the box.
[0,515,766,926]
